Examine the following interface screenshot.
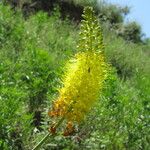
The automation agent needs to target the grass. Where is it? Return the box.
[0,3,149,150]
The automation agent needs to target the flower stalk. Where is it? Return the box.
[32,6,108,150]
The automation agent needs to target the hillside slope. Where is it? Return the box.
[0,3,149,150]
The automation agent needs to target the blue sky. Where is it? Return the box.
[99,0,150,38]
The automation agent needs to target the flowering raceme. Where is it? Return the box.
[32,7,109,150]
[49,7,108,124]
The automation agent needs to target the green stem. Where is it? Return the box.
[31,133,50,150]
[31,116,66,150]
[31,101,76,150]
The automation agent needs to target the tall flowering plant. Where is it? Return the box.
[32,6,109,150]
[49,6,108,126]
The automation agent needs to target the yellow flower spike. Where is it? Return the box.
[32,7,109,150]
[49,7,108,124]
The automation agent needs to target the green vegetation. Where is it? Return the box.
[0,1,150,150]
